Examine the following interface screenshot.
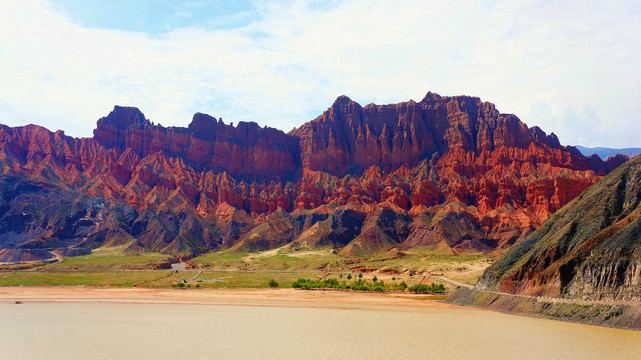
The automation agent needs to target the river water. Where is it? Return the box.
[1,301,640,359]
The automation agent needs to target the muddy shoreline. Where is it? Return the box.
[0,286,460,311]
[446,288,641,331]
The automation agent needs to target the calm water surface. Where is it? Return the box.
[1,302,640,359]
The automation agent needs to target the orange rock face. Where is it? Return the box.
[0,93,621,255]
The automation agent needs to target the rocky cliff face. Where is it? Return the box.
[477,155,641,301]
[291,93,574,175]
[94,106,301,181]
[0,92,616,257]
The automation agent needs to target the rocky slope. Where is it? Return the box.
[0,175,220,260]
[477,155,641,301]
[0,93,618,257]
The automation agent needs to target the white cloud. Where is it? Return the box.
[0,0,639,147]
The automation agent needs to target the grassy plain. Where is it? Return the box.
[47,246,173,270]
[191,246,494,285]
[0,246,495,291]
[0,271,168,287]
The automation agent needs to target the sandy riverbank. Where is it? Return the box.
[0,286,460,310]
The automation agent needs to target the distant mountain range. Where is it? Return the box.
[574,145,641,160]
[0,92,626,261]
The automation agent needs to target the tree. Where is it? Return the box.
[372,275,378,282]
[347,274,352,280]
[268,279,279,288]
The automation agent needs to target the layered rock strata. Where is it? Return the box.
[0,93,619,256]
[478,156,641,301]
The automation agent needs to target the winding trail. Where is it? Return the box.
[427,275,473,289]
[188,271,203,283]
[433,274,641,307]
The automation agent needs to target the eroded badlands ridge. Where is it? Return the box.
[0,92,623,258]
[478,155,641,301]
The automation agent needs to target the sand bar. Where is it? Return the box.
[0,286,461,311]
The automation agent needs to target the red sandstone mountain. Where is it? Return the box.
[0,93,623,258]
[477,155,641,302]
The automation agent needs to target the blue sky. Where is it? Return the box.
[0,0,640,148]
[53,0,258,34]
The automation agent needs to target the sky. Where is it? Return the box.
[0,0,639,148]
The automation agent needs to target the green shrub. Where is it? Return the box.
[324,278,339,286]
[407,283,446,294]
[268,279,279,288]
[293,278,392,292]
